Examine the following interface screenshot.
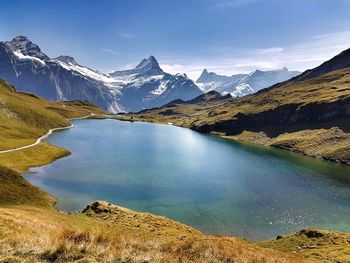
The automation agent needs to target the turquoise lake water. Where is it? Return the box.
[25,119,350,240]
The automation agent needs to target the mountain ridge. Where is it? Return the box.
[196,67,300,97]
[0,36,203,113]
[260,47,350,94]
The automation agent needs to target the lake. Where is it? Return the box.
[25,119,350,240]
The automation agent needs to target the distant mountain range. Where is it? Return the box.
[0,36,202,112]
[0,36,301,112]
[196,67,300,97]
[127,47,350,165]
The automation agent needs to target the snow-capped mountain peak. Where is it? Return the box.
[196,67,300,96]
[7,35,50,61]
[110,55,165,78]
[0,36,203,113]
[134,55,164,76]
[136,55,159,68]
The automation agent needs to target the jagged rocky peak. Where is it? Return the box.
[197,68,231,84]
[201,68,209,76]
[175,73,188,79]
[110,55,165,77]
[135,55,164,75]
[54,55,78,65]
[136,55,158,68]
[7,35,49,61]
[251,69,263,76]
[197,68,210,82]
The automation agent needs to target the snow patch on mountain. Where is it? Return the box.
[54,58,116,86]
[13,50,46,66]
[151,80,169,95]
[108,101,124,113]
[196,68,300,97]
[229,83,254,97]
[1,37,203,113]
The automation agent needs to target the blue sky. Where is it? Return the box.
[1,0,350,79]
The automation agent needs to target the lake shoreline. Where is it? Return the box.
[115,115,350,167]
[3,117,350,262]
[24,118,350,241]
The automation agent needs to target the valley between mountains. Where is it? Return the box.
[1,38,350,262]
[0,79,313,263]
[124,47,350,166]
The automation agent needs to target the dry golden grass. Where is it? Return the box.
[259,228,350,263]
[0,77,345,262]
[0,203,310,263]
[225,127,350,165]
[0,166,54,207]
[0,142,69,173]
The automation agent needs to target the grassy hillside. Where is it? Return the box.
[124,67,350,165]
[259,228,350,263]
[0,77,348,262]
[0,165,54,207]
[0,79,105,151]
[0,79,312,262]
[0,79,105,172]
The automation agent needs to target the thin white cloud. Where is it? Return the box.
[215,0,260,8]
[159,30,350,80]
[101,48,119,56]
[117,32,137,39]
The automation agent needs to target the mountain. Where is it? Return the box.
[295,48,350,81]
[125,47,350,165]
[111,55,164,77]
[0,36,120,112]
[265,47,350,91]
[196,67,300,97]
[196,69,233,84]
[109,56,203,111]
[0,36,203,113]
[196,69,247,93]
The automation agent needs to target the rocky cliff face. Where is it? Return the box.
[0,37,118,111]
